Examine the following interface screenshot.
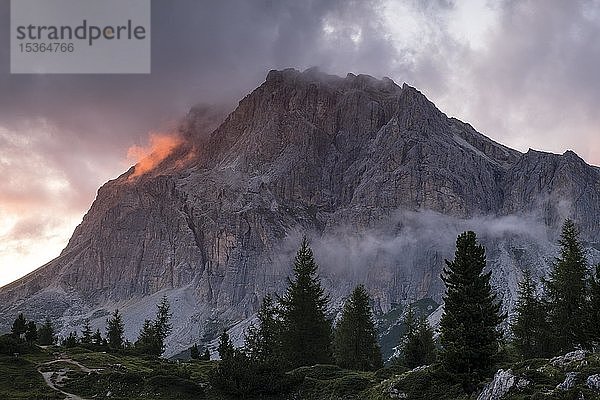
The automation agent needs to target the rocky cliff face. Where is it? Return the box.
[1,68,599,355]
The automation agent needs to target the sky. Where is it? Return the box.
[0,0,599,286]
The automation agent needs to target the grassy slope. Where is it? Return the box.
[0,354,62,399]
[0,347,217,400]
[63,348,216,400]
[2,346,600,399]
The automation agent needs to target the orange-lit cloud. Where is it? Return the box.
[127,133,183,179]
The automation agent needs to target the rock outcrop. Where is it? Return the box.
[587,374,600,391]
[477,369,518,400]
[1,68,599,355]
[478,351,600,400]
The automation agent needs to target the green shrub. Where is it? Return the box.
[145,374,205,398]
[0,334,37,355]
[367,365,468,400]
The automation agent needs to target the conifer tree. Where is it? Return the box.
[401,306,436,369]
[81,321,93,344]
[415,317,436,364]
[11,313,27,339]
[63,332,79,348]
[135,319,159,355]
[439,231,504,393]
[544,219,589,353]
[25,321,38,343]
[244,294,293,394]
[400,306,418,365]
[202,348,211,360]
[190,343,200,359]
[511,269,550,358]
[333,285,382,371]
[212,329,254,395]
[279,237,332,368]
[134,297,172,357]
[38,318,55,345]
[153,296,172,355]
[92,329,103,346]
[218,330,234,360]
[245,294,282,365]
[587,264,600,346]
[106,309,125,350]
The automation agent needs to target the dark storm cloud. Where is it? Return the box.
[0,0,394,140]
[429,0,600,164]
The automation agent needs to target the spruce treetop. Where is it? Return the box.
[511,269,550,358]
[279,236,332,368]
[553,219,586,273]
[544,219,589,352]
[106,309,125,350]
[333,284,382,371]
[439,231,504,393]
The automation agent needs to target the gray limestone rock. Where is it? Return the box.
[587,374,600,391]
[1,68,599,355]
[477,369,516,400]
[557,372,579,390]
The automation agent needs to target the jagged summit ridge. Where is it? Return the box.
[265,67,400,92]
[0,69,598,357]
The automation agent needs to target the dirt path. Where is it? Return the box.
[38,358,99,400]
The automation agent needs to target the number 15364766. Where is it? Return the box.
[19,42,75,53]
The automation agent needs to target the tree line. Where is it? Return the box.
[511,219,600,358]
[209,232,500,396]
[208,237,383,396]
[4,295,176,358]
[211,219,600,396]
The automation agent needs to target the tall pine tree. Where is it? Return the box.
[333,285,382,371]
[190,343,200,359]
[245,294,282,365]
[511,269,550,358]
[92,329,104,346]
[134,296,173,357]
[212,329,254,396]
[81,321,93,344]
[279,237,332,368]
[25,321,38,343]
[543,219,588,353]
[153,296,173,355]
[11,313,27,339]
[400,306,418,366]
[400,306,436,369]
[38,318,55,345]
[244,294,291,394]
[587,264,600,346]
[135,319,159,355]
[218,330,234,360]
[439,231,504,393]
[106,309,125,350]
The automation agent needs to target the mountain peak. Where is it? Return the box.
[264,68,402,94]
[2,68,599,359]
